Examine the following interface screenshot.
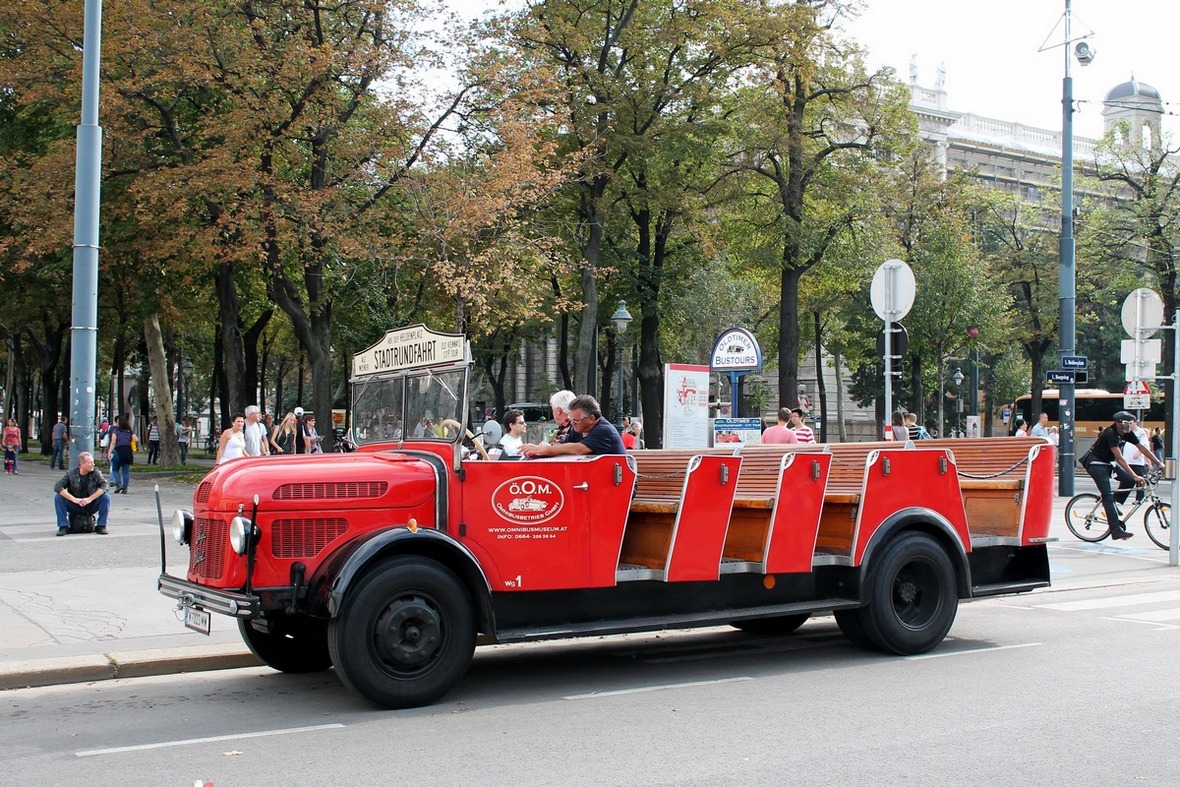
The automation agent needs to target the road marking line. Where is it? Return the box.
[75,723,345,757]
[1111,607,1180,622]
[564,676,753,700]
[1050,543,1171,565]
[1036,589,1180,612]
[1100,616,1179,630]
[903,642,1042,661]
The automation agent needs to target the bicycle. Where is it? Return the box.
[1065,469,1171,549]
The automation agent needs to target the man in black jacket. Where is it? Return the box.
[53,451,111,536]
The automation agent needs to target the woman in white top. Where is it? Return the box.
[498,409,526,457]
[217,414,248,464]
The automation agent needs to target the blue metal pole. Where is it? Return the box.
[68,0,104,468]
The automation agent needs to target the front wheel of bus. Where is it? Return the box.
[860,532,958,655]
[329,557,476,709]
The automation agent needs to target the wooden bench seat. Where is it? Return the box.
[732,444,828,508]
[621,448,741,581]
[721,445,831,572]
[629,448,736,513]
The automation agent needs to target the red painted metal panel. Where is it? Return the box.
[664,456,742,582]
[459,456,634,591]
[852,449,970,565]
[1020,444,1055,543]
[763,452,831,574]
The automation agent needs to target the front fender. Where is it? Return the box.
[322,526,495,632]
[859,508,972,599]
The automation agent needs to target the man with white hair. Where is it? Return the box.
[549,390,576,444]
[243,405,270,457]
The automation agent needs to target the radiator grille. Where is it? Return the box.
[273,481,388,501]
[189,516,227,579]
[271,517,348,558]
[194,481,213,504]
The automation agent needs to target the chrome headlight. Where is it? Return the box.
[229,515,257,555]
[172,509,194,545]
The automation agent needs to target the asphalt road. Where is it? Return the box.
[3,559,1179,787]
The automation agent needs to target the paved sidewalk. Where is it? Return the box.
[0,457,260,691]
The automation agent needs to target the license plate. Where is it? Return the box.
[184,605,212,635]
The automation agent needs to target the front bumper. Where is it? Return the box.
[158,573,262,618]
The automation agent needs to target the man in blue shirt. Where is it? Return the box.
[522,395,626,457]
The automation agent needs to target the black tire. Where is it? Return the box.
[238,616,332,674]
[328,557,476,709]
[858,532,958,655]
[730,613,810,635]
[1144,502,1172,550]
[1065,493,1110,542]
[834,609,874,649]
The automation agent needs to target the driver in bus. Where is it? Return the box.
[522,395,626,458]
[1079,410,1165,540]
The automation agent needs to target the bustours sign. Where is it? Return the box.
[709,328,762,371]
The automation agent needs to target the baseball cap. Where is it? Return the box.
[1112,410,1134,423]
[294,407,304,416]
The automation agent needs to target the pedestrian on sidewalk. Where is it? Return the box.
[105,415,135,493]
[242,405,270,457]
[53,451,111,535]
[3,418,21,474]
[50,415,69,469]
[147,416,161,464]
[216,414,248,464]
[177,416,191,464]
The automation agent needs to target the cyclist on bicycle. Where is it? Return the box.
[1080,410,1165,540]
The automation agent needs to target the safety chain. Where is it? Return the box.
[955,458,1028,479]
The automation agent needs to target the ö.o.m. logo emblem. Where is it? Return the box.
[492,476,565,525]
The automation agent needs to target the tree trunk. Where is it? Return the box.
[216,262,249,415]
[777,265,802,409]
[144,314,180,465]
[26,314,67,454]
[242,309,273,409]
[813,311,826,443]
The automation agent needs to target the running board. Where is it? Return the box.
[493,598,863,643]
[970,580,1050,598]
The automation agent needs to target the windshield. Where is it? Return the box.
[352,376,405,445]
[405,369,467,441]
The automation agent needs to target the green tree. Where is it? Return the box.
[726,0,914,410]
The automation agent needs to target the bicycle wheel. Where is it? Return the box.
[1065,493,1111,542]
[1143,502,1171,550]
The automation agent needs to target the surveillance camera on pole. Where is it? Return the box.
[1073,41,1095,66]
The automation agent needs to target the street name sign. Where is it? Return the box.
[1061,355,1087,370]
[1047,370,1074,384]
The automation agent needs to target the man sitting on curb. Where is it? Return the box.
[53,451,111,536]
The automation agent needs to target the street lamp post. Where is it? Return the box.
[1041,0,1093,495]
[952,367,965,437]
[180,357,193,419]
[610,300,632,425]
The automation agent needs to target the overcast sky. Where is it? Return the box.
[443,0,1180,141]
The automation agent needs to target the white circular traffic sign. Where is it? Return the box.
[870,259,916,322]
[1121,288,1164,338]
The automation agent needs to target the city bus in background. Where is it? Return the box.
[1008,389,1165,439]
